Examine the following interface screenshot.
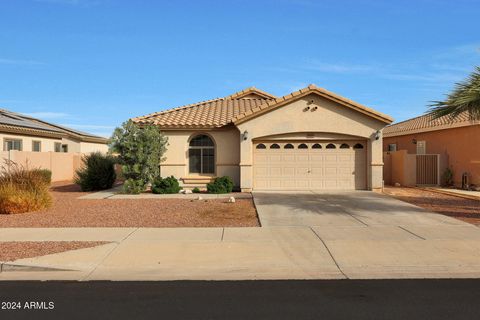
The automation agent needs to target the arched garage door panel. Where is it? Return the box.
[253,141,366,190]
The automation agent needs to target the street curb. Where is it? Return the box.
[0,262,72,273]
[419,187,480,201]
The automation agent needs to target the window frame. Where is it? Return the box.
[54,142,62,153]
[32,140,42,152]
[387,143,396,152]
[3,138,22,151]
[188,134,216,175]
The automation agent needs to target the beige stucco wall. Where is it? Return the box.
[79,141,109,153]
[236,93,388,190]
[0,133,62,152]
[62,137,109,154]
[160,127,241,186]
[1,132,108,154]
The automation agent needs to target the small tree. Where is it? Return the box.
[109,120,168,194]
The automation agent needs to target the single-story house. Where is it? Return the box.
[0,109,108,154]
[133,85,393,191]
[383,112,480,187]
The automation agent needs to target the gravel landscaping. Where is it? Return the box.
[383,187,480,226]
[0,241,108,262]
[0,182,259,228]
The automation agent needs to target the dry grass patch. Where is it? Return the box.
[0,162,52,214]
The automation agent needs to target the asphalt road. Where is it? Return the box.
[0,280,479,320]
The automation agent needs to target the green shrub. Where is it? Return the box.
[151,176,181,194]
[122,178,145,195]
[0,161,52,214]
[192,187,201,193]
[207,176,234,194]
[75,152,116,191]
[442,167,454,187]
[31,169,52,185]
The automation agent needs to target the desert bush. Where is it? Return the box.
[75,152,116,191]
[207,176,234,194]
[192,187,201,193]
[0,161,52,214]
[151,176,181,194]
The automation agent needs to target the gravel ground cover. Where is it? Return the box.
[0,241,108,262]
[0,183,259,227]
[383,187,480,226]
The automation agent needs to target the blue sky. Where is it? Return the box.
[1,0,479,137]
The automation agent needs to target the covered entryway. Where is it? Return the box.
[253,141,367,190]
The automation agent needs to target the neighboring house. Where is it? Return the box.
[0,109,109,154]
[133,85,392,191]
[383,112,480,186]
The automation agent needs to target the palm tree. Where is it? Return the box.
[428,66,480,120]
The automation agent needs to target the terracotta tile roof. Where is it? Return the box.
[132,88,275,128]
[383,111,480,137]
[133,85,393,128]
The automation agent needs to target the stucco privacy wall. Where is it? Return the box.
[0,150,82,182]
[383,125,480,186]
[236,94,387,191]
[160,128,241,186]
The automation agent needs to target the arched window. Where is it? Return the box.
[312,143,322,149]
[270,143,280,149]
[326,143,336,149]
[189,135,215,174]
[256,143,266,149]
[340,143,350,149]
[298,143,308,149]
[284,143,294,149]
[353,143,364,149]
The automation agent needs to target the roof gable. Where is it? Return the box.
[232,85,393,125]
[225,87,277,100]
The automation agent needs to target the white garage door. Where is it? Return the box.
[253,141,367,190]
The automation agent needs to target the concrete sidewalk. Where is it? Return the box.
[2,225,480,281]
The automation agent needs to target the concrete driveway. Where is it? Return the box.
[253,191,465,227]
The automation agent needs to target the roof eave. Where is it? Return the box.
[384,120,480,137]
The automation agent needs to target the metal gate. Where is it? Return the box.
[416,154,439,186]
